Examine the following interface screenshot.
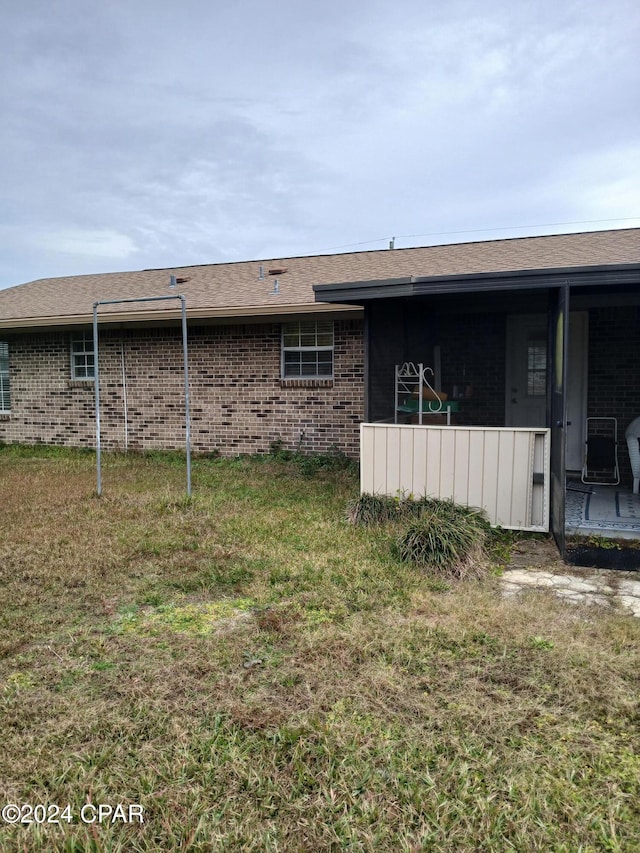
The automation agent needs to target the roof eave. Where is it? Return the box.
[314,263,640,303]
[0,301,362,331]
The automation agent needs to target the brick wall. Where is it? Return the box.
[0,319,365,457]
[4,306,636,480]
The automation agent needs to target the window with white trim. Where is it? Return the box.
[0,341,10,412]
[282,320,334,378]
[71,331,95,380]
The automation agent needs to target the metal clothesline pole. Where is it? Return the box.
[93,294,191,497]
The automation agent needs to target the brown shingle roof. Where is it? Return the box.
[1,228,639,329]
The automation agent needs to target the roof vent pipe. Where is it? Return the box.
[389,237,395,249]
[169,275,177,288]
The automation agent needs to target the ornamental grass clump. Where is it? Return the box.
[347,492,430,526]
[396,500,489,579]
[346,493,401,526]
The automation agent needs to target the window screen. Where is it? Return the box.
[71,332,95,380]
[282,321,334,378]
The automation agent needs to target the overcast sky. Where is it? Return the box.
[1,0,639,290]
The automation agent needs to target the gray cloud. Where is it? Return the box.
[1,0,639,288]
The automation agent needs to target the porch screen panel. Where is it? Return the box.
[366,300,439,423]
[367,301,405,422]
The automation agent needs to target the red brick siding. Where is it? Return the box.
[0,320,365,457]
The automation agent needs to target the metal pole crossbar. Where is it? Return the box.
[93,294,192,497]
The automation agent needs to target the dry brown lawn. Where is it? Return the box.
[1,445,639,852]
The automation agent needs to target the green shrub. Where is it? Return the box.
[347,492,448,526]
[268,438,293,460]
[347,493,399,525]
[396,500,488,578]
[269,439,355,475]
[348,493,490,578]
[296,447,355,476]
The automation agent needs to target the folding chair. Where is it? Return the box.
[581,417,620,485]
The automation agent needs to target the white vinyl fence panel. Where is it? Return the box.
[360,424,550,531]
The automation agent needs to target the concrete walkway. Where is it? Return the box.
[501,538,640,618]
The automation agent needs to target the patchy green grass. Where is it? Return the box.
[1,445,640,851]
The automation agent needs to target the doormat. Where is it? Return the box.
[584,490,640,524]
[565,544,640,570]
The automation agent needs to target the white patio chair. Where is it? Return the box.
[625,416,640,495]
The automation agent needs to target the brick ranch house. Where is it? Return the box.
[1,228,639,549]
